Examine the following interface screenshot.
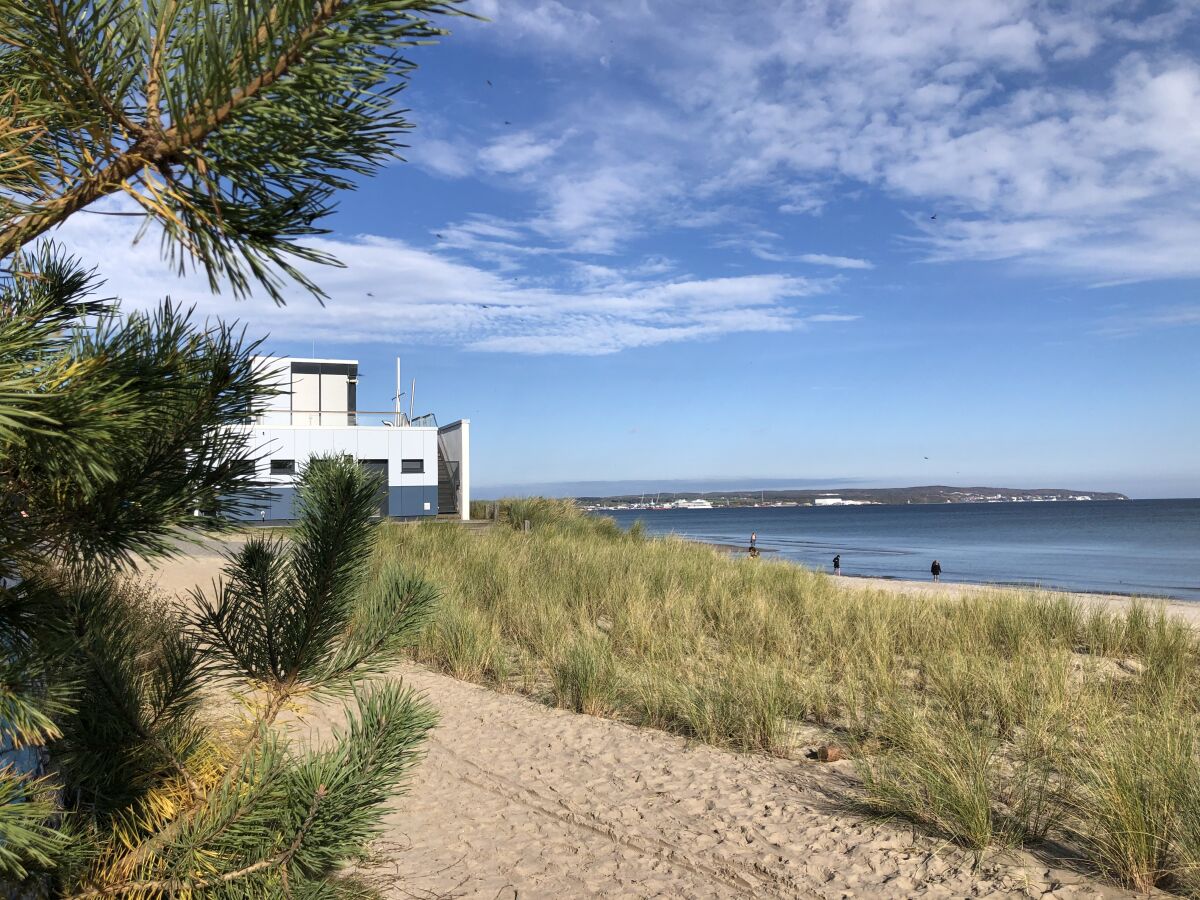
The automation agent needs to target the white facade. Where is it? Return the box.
[236,357,470,521]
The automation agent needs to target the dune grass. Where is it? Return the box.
[371,500,1200,894]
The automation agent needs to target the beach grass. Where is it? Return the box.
[370,500,1200,893]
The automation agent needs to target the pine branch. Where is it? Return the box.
[143,0,176,131]
[66,784,328,898]
[0,0,468,302]
[65,594,207,802]
[44,0,143,140]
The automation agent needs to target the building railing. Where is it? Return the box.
[252,410,440,427]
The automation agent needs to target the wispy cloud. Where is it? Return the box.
[478,130,569,174]
[50,205,851,355]
[798,254,874,270]
[713,234,873,269]
[439,1,1200,280]
[1092,305,1200,337]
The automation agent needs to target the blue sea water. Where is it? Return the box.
[599,499,1200,601]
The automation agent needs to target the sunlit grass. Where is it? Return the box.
[370,501,1200,894]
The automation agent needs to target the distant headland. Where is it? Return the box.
[578,485,1130,510]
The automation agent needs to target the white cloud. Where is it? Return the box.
[48,205,849,356]
[478,130,568,174]
[447,0,1200,280]
[405,136,476,179]
[798,254,875,270]
[713,235,874,269]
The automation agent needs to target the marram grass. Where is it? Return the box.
[371,501,1200,894]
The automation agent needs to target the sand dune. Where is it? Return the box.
[137,540,1172,898]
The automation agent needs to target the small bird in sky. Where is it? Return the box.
[924,456,930,459]
[930,214,937,220]
[435,233,444,239]
[486,79,492,86]
[366,292,374,297]
[504,120,511,125]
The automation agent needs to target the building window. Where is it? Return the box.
[233,459,260,485]
[271,459,296,477]
[401,458,424,474]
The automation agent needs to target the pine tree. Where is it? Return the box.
[1,1,468,894]
[1,0,467,302]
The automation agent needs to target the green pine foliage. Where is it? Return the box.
[1,0,470,302]
[1,274,441,891]
[3,1,467,893]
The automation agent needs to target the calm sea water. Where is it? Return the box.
[599,500,1200,601]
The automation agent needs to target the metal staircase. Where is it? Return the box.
[436,444,459,516]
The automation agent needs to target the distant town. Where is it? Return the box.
[577,485,1130,511]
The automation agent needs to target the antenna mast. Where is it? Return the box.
[395,357,401,426]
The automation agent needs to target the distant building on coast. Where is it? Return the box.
[232,356,470,522]
[813,496,877,506]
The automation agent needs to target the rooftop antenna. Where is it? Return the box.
[394,357,401,426]
[409,378,416,421]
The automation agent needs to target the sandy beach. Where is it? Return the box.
[131,538,1169,899]
[838,573,1200,627]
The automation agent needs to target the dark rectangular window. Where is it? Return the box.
[401,458,424,474]
[232,459,260,485]
[271,459,296,477]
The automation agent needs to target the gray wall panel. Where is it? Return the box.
[272,487,297,520]
[400,486,421,517]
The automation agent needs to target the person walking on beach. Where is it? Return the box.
[833,554,841,576]
[748,531,759,558]
[931,559,942,582]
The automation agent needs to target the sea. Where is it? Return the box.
[598,499,1200,601]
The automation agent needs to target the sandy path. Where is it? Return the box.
[300,665,1130,900]
[139,543,1143,900]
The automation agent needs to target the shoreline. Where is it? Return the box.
[692,536,1200,624]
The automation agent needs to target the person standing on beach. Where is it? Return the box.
[748,531,759,558]
[931,559,942,582]
[833,554,841,576]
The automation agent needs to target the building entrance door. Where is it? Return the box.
[357,460,389,517]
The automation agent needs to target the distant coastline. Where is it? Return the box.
[578,484,1130,511]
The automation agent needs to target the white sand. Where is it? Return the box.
[137,542,1147,899]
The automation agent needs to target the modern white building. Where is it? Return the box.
[235,357,470,521]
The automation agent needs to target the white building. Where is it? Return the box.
[234,357,470,521]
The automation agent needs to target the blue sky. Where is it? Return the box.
[57,1,1200,497]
